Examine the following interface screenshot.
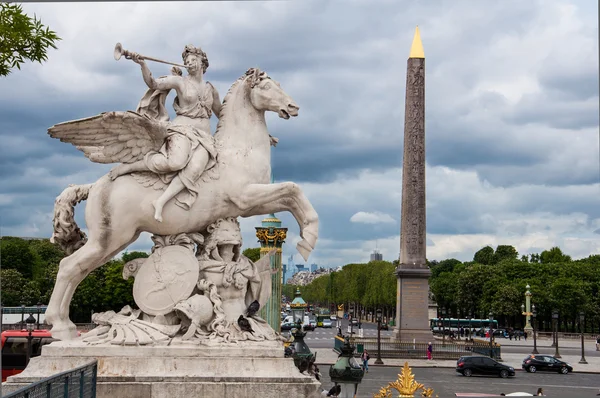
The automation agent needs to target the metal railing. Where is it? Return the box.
[3,360,97,398]
[335,336,502,360]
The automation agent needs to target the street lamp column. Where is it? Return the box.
[488,311,494,359]
[523,285,533,335]
[25,314,36,366]
[441,308,446,345]
[531,305,538,355]
[375,308,384,365]
[552,310,561,359]
[579,311,587,364]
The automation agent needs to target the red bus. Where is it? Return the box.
[1,330,55,381]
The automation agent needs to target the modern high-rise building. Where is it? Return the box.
[310,263,318,272]
[370,250,383,262]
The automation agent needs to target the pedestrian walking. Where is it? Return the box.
[361,350,370,372]
[596,336,600,351]
[427,342,433,360]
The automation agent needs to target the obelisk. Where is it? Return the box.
[392,26,433,342]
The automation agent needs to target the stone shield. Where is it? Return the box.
[133,245,200,316]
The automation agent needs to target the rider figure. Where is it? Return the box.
[109,44,221,222]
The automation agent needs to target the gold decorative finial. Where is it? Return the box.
[373,362,437,398]
[409,26,425,59]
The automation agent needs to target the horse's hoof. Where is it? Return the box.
[302,230,318,250]
[50,323,78,341]
[296,240,312,261]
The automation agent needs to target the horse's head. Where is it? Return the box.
[246,68,299,120]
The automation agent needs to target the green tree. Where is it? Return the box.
[540,247,571,264]
[473,246,494,265]
[431,258,461,278]
[242,247,261,262]
[0,3,61,76]
[494,245,519,263]
[0,268,41,306]
[0,237,38,278]
[102,259,134,312]
[122,251,149,263]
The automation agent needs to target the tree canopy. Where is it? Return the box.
[0,2,61,76]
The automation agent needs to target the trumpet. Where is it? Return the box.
[114,42,187,68]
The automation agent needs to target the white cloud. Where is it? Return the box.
[350,211,396,224]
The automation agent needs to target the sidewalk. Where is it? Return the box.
[313,348,600,374]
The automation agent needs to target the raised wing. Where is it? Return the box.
[48,111,169,164]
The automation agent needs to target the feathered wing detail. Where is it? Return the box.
[48,111,169,164]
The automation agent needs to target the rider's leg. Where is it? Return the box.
[108,160,149,180]
[152,148,209,222]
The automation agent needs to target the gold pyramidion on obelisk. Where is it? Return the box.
[393,26,433,342]
[409,26,425,59]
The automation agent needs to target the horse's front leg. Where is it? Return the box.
[234,183,318,260]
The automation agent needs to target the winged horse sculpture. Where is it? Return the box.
[45,66,319,340]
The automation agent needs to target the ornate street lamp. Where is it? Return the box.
[579,311,587,364]
[375,308,384,365]
[488,311,494,359]
[25,313,36,365]
[289,288,314,371]
[531,304,538,354]
[36,302,42,329]
[329,338,364,398]
[349,303,355,336]
[552,310,561,359]
[441,307,446,344]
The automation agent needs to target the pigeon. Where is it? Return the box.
[298,358,310,374]
[246,300,260,317]
[238,315,254,334]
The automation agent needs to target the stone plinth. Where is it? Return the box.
[393,268,433,341]
[3,340,321,398]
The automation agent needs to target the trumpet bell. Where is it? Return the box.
[114,43,124,61]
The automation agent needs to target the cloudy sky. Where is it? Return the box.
[1,0,598,268]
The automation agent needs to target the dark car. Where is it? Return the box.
[522,354,573,374]
[456,356,515,378]
[378,323,389,331]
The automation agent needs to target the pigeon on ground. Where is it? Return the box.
[238,315,254,334]
[246,300,260,317]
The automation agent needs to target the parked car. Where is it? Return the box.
[322,319,333,328]
[378,323,389,331]
[522,354,573,374]
[456,356,515,378]
[2,330,55,382]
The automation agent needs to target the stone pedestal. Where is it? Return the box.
[393,269,433,341]
[3,340,321,397]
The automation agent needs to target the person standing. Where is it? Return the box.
[361,350,370,373]
[427,342,433,360]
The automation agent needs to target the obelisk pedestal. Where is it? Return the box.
[393,27,433,342]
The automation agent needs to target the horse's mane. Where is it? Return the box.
[214,68,269,136]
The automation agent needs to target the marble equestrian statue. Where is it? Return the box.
[44,43,319,341]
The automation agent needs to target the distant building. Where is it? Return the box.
[370,249,383,262]
[310,263,318,272]
[295,264,308,273]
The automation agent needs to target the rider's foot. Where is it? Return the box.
[108,164,130,181]
[152,200,164,223]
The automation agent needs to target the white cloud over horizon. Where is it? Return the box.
[0,0,598,268]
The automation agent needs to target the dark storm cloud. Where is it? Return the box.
[1,0,598,265]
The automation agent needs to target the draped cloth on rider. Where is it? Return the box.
[135,83,218,210]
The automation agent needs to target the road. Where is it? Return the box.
[319,366,600,397]
[295,320,600,356]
